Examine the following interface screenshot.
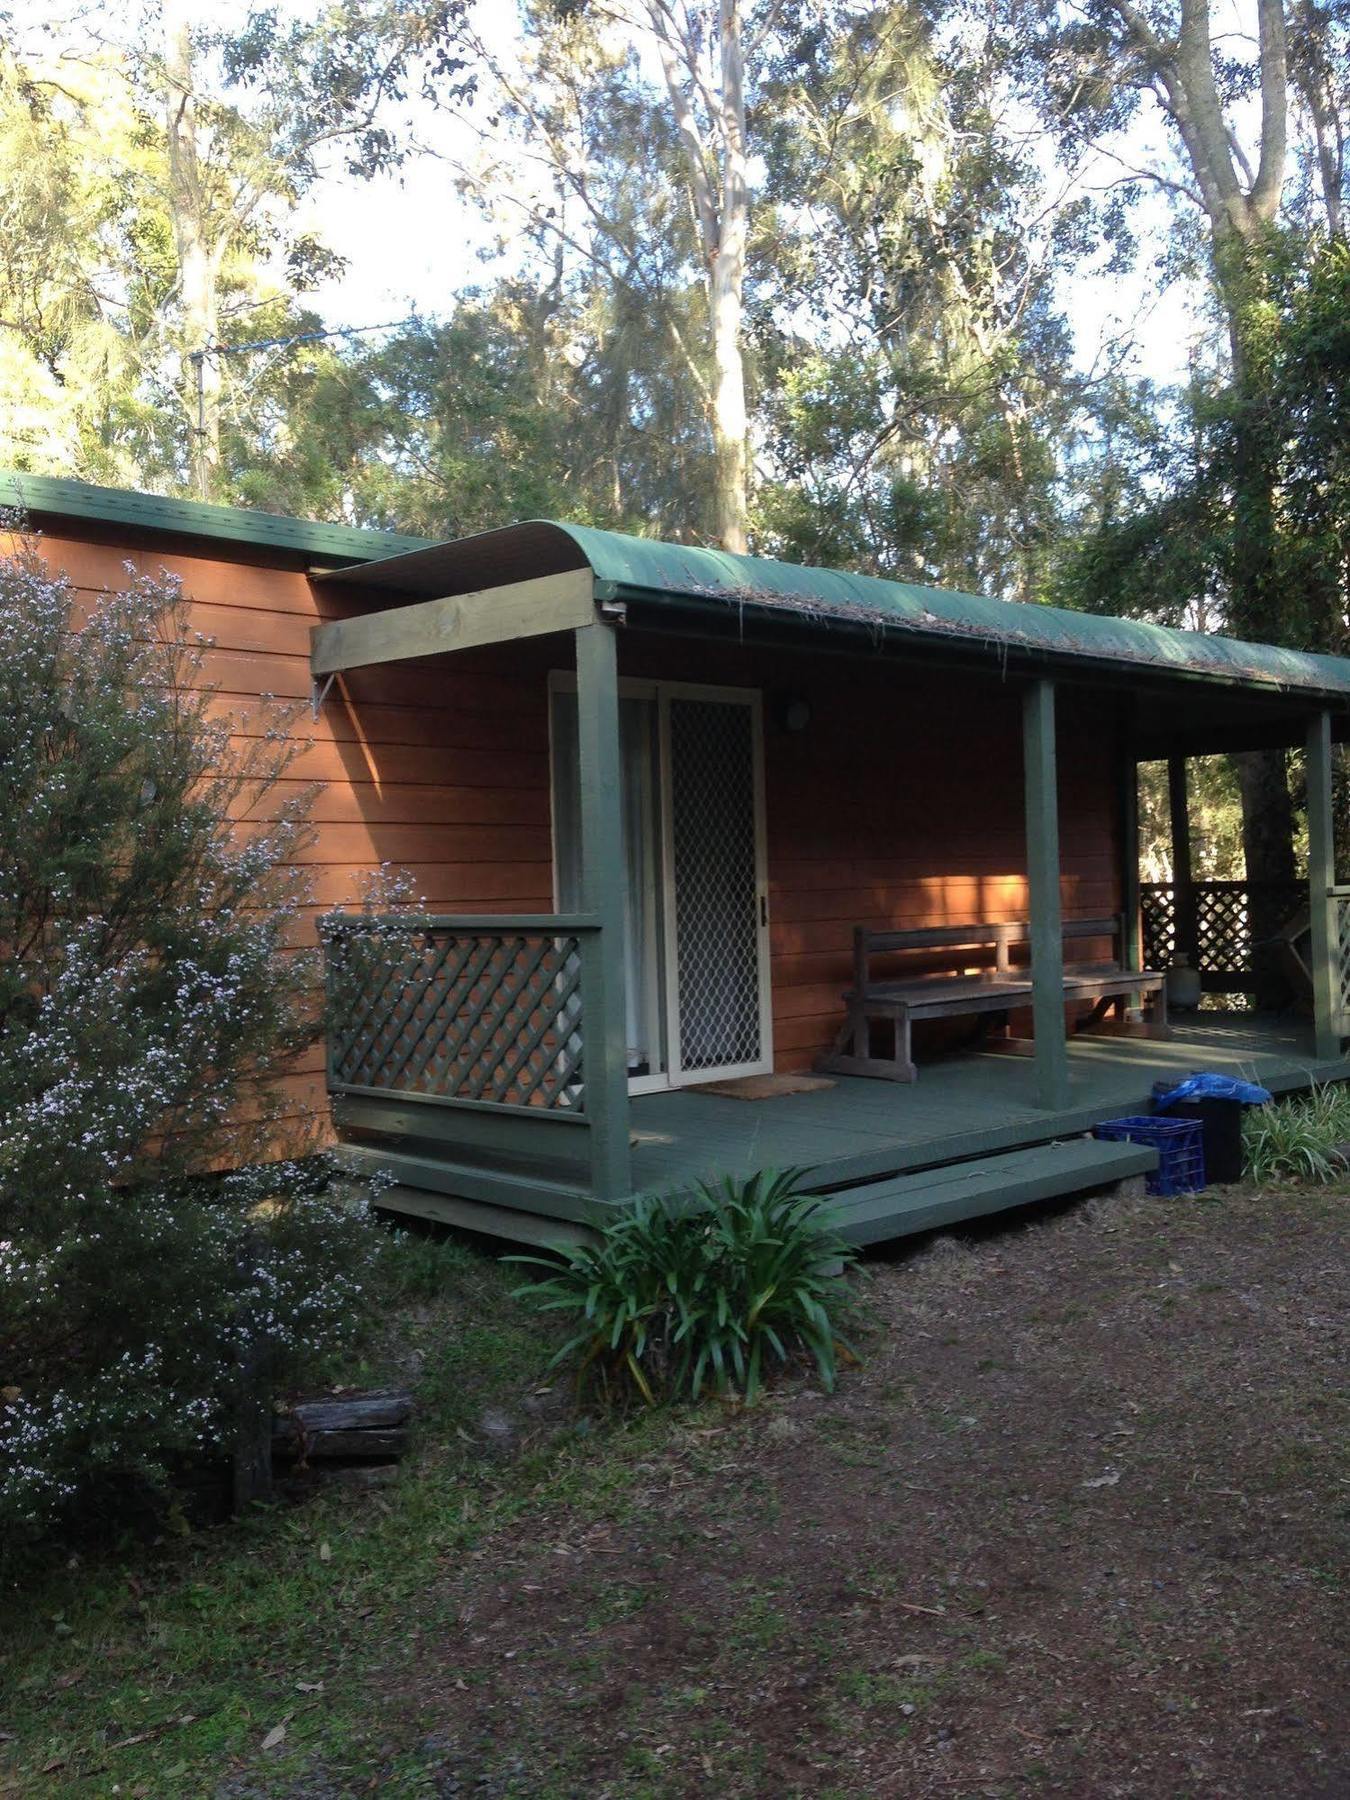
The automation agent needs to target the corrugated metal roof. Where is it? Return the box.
[9,472,1348,702]
[337,519,1350,702]
[0,470,433,562]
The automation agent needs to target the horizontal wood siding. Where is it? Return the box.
[614,638,1122,1075]
[15,523,1123,1135]
[12,529,560,1146]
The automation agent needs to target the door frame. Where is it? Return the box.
[548,669,773,1092]
[657,680,773,1087]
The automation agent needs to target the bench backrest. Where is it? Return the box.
[855,915,1125,991]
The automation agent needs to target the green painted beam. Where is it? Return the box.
[1119,733,1142,978]
[1306,710,1342,1059]
[575,621,633,1202]
[1168,753,1197,962]
[335,1142,598,1222]
[1023,679,1070,1110]
[372,1183,597,1250]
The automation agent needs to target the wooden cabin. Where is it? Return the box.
[7,469,1350,1246]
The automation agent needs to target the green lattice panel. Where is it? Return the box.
[1140,886,1176,971]
[1196,887,1251,975]
[327,923,585,1112]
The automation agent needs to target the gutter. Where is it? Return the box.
[598,579,1350,709]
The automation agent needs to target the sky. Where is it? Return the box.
[33,0,1216,390]
[292,7,1212,395]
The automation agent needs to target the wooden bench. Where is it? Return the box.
[817,916,1167,1083]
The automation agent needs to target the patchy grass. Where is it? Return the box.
[3,1186,1349,1797]
[0,1229,675,1796]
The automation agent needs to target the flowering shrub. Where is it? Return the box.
[0,541,377,1560]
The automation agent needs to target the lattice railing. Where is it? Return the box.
[1140,885,1177,972]
[321,913,600,1113]
[1335,891,1350,1026]
[1140,880,1305,993]
[1195,885,1254,975]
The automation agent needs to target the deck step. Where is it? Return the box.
[820,1136,1157,1246]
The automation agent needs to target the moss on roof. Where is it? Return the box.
[557,523,1350,700]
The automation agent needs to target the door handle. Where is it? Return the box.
[760,894,768,927]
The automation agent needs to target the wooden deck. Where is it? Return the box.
[358,1014,1350,1248]
[629,1014,1346,1198]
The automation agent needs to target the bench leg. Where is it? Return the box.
[894,1007,917,1082]
[1075,991,1174,1041]
[816,1005,917,1082]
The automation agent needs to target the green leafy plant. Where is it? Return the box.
[510,1170,856,1406]
[1242,1082,1350,1184]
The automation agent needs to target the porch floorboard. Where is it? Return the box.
[366,1015,1350,1247]
[629,1014,1349,1198]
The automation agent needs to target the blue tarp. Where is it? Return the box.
[1154,1073,1273,1109]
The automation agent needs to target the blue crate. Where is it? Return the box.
[1093,1115,1206,1196]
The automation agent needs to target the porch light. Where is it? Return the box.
[775,693,811,733]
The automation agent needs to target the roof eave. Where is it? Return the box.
[606,581,1350,708]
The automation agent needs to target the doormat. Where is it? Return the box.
[694,1073,837,1101]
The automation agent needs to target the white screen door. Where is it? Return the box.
[660,687,771,1085]
[550,677,771,1089]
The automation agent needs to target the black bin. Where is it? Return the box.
[1151,1081,1248,1183]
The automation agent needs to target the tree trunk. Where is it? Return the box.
[710,250,749,554]
[710,0,750,554]
[1234,747,1299,1007]
[164,0,221,500]
[645,0,751,553]
[1133,0,1297,921]
[1291,0,1346,235]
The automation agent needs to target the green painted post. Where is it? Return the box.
[575,620,633,1201]
[1168,753,1197,971]
[1023,679,1070,1110]
[1305,710,1342,1061]
[1119,734,1142,977]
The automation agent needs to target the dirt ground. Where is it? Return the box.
[366,1185,1349,1798]
[5,1182,1346,1799]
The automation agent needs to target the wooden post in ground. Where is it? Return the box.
[1305,710,1342,1061]
[575,619,633,1203]
[1023,679,1069,1111]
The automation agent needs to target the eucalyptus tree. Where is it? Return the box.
[159,0,473,498]
[752,2,1087,597]
[1289,0,1347,232]
[0,1,473,498]
[447,0,765,550]
[1033,0,1349,896]
[249,279,720,537]
[0,43,153,479]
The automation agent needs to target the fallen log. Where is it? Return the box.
[272,1389,414,1463]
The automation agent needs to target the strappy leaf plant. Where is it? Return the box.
[510,1169,855,1406]
[1242,1082,1350,1184]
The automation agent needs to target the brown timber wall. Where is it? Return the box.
[13,526,560,1146]
[614,635,1122,1074]
[16,522,1121,1134]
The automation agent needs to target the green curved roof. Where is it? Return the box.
[8,470,1350,701]
[552,522,1350,699]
